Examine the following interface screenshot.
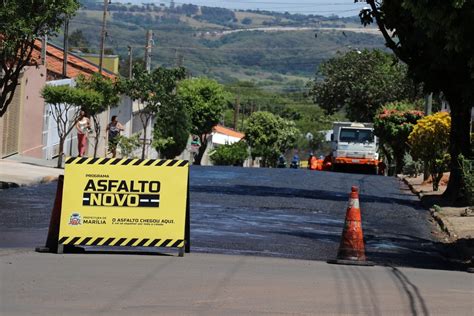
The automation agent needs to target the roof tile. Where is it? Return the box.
[213,125,245,139]
[31,40,116,79]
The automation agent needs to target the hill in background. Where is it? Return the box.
[61,1,386,92]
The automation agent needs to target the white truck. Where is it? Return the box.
[330,122,379,173]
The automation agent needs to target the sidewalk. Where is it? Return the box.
[0,155,63,188]
[1,250,473,315]
[400,174,474,262]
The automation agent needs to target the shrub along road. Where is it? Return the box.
[0,166,453,270]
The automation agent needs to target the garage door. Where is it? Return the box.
[1,82,22,158]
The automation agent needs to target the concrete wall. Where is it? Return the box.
[79,54,119,74]
[19,65,47,158]
[0,65,46,159]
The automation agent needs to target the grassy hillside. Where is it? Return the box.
[62,3,386,92]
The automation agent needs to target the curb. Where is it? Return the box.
[0,182,20,189]
[399,175,426,199]
[430,208,458,239]
[400,176,457,236]
[400,176,474,270]
[0,176,59,190]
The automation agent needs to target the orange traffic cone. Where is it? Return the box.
[35,175,64,253]
[328,186,373,266]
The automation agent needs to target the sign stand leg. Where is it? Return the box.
[185,172,191,253]
[178,247,184,257]
[57,244,64,254]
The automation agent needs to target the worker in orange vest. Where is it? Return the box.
[309,154,318,170]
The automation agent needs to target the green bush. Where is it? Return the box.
[374,102,424,174]
[402,153,423,177]
[118,134,141,158]
[408,112,451,191]
[459,155,474,205]
[210,141,249,166]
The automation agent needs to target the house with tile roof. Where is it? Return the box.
[31,40,116,81]
[212,125,245,145]
[176,124,249,166]
[0,40,119,160]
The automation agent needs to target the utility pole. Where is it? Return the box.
[98,0,109,75]
[145,30,153,73]
[423,93,433,181]
[240,103,245,131]
[127,45,133,79]
[174,49,183,67]
[62,18,69,78]
[233,96,240,130]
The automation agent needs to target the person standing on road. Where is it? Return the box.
[106,115,124,158]
[277,154,287,168]
[309,153,318,170]
[76,110,91,157]
[290,154,300,169]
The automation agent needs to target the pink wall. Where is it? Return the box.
[19,65,46,158]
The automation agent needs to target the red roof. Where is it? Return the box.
[213,125,245,139]
[31,40,116,80]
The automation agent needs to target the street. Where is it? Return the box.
[0,166,451,269]
[1,252,473,316]
[1,166,473,315]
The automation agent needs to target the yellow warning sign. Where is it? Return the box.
[58,157,189,249]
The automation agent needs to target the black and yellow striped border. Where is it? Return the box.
[58,236,185,248]
[65,157,188,167]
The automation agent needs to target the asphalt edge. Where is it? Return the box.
[0,175,59,190]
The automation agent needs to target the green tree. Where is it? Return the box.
[374,102,424,174]
[117,134,141,158]
[178,77,232,165]
[311,49,417,122]
[359,0,473,199]
[408,112,451,191]
[152,98,190,159]
[458,155,474,205]
[41,84,100,167]
[210,141,249,166]
[241,17,253,25]
[0,0,80,117]
[76,74,120,157]
[121,64,186,159]
[293,105,343,155]
[244,111,300,167]
[68,29,90,53]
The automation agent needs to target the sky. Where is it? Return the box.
[116,0,367,17]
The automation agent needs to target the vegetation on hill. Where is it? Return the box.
[66,1,385,89]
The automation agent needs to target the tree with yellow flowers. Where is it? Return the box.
[408,112,451,191]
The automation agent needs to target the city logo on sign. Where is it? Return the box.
[68,213,82,226]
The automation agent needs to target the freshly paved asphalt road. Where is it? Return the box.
[0,166,451,270]
[2,252,473,316]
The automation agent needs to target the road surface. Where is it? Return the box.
[0,166,451,270]
[1,251,472,315]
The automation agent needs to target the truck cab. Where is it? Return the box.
[330,122,379,173]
